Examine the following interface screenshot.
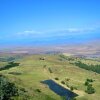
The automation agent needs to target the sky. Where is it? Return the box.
[0,0,100,46]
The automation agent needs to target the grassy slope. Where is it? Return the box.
[0,54,100,100]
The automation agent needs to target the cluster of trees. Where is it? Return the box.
[74,61,100,74]
[0,61,20,71]
[59,55,74,61]
[0,75,18,100]
[55,77,77,91]
[39,57,45,60]
[84,79,95,94]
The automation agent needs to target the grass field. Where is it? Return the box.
[0,54,100,100]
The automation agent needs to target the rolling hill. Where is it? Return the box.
[0,53,100,100]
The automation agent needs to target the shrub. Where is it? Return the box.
[65,78,70,81]
[35,89,41,93]
[55,77,59,80]
[20,88,27,92]
[87,79,94,82]
[84,81,89,86]
[61,81,65,84]
[70,86,74,91]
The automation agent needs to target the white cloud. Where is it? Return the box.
[17,30,42,36]
[66,28,83,32]
[15,27,97,38]
[16,28,81,36]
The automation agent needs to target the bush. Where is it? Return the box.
[20,88,27,92]
[35,89,41,93]
[84,81,89,86]
[87,79,94,82]
[61,81,65,84]
[70,86,74,91]
[55,77,59,80]
[65,78,70,81]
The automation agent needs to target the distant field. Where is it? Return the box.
[0,54,100,100]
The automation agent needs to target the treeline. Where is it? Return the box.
[0,61,20,71]
[59,55,74,61]
[74,61,100,74]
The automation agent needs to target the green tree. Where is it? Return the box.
[85,85,95,94]
[0,75,18,100]
[84,81,89,86]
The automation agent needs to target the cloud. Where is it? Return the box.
[17,30,42,36]
[67,28,82,32]
[16,28,82,36]
[15,27,98,39]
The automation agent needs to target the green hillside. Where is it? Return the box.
[0,54,100,100]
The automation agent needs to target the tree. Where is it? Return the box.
[85,85,95,94]
[84,78,95,94]
[0,75,18,100]
[84,81,89,86]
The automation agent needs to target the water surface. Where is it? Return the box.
[42,80,78,100]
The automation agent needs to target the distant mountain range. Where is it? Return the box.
[0,40,100,57]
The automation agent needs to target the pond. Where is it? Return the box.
[42,80,78,100]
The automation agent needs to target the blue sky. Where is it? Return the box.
[0,0,100,46]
